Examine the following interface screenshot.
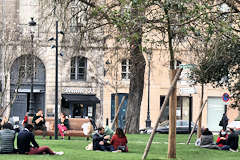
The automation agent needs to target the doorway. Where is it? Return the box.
[10,55,46,121]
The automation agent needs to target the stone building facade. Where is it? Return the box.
[0,0,239,132]
[0,0,104,126]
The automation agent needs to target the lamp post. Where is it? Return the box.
[28,17,36,116]
[146,49,152,128]
[49,21,64,140]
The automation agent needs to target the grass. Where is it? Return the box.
[0,134,240,160]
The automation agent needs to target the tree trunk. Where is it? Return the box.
[125,29,145,133]
[115,93,119,129]
[197,84,204,138]
[165,7,177,158]
[168,69,177,159]
[186,99,207,144]
[142,69,182,160]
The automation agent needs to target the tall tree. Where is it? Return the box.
[41,1,240,158]
[41,0,147,133]
[188,1,240,137]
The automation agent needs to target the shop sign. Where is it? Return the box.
[63,88,96,94]
[179,87,196,95]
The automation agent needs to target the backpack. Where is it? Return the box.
[219,119,223,126]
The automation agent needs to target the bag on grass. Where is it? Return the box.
[117,145,127,152]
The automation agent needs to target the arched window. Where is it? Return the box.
[70,56,87,80]
[13,55,43,81]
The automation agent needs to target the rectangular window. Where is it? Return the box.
[70,6,79,32]
[70,0,86,33]
[160,96,190,122]
[121,59,131,80]
[88,106,93,117]
[70,56,87,80]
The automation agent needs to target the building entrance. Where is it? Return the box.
[10,55,46,121]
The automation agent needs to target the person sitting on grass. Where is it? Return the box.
[0,123,16,154]
[216,129,228,150]
[110,128,128,152]
[200,128,213,145]
[92,127,114,152]
[199,128,219,149]
[32,109,47,138]
[226,128,239,152]
[58,112,69,140]
[17,124,64,155]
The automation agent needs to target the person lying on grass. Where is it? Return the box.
[17,124,64,155]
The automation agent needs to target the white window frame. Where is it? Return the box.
[70,56,87,81]
[121,59,131,80]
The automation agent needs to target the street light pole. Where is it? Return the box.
[48,20,64,140]
[55,20,59,140]
[28,17,36,116]
[146,50,152,128]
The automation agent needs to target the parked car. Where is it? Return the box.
[227,121,240,134]
[140,120,197,134]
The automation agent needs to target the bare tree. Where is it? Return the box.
[0,20,41,118]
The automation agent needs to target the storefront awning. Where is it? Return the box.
[62,94,100,104]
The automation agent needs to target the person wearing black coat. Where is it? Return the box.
[219,113,229,131]
[17,124,63,155]
[227,128,239,151]
[17,125,39,154]
[32,109,47,138]
[92,127,114,151]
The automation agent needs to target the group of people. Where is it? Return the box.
[93,127,128,152]
[197,127,239,152]
[23,109,69,140]
[0,109,66,155]
[196,114,239,152]
[0,122,64,155]
[1,109,128,155]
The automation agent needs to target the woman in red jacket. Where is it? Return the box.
[110,128,128,152]
[216,129,228,149]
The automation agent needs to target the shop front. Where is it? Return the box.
[61,94,100,120]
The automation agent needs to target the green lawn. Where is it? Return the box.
[0,134,240,160]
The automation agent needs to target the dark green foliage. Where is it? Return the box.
[190,37,240,108]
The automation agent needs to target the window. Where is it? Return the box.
[70,6,79,32]
[121,59,131,80]
[71,56,87,80]
[160,96,191,122]
[18,56,38,80]
[70,0,87,33]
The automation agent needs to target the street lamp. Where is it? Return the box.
[146,48,152,128]
[49,21,64,140]
[28,17,36,116]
